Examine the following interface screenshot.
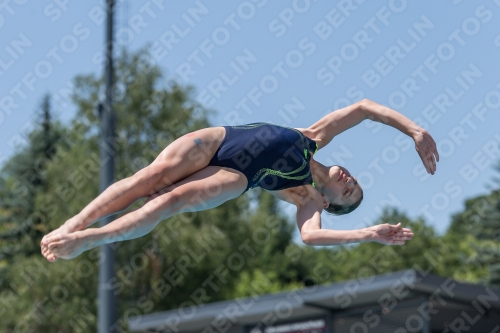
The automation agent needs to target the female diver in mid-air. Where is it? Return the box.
[41,99,439,262]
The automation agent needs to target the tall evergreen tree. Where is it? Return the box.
[0,94,65,261]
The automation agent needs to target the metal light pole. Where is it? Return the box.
[98,0,117,332]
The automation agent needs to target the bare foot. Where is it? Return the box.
[45,231,89,260]
[41,228,64,262]
[41,216,86,261]
[41,226,67,261]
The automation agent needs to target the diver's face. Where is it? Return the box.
[323,166,362,207]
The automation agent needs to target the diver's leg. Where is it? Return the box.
[41,127,225,251]
[71,127,226,230]
[43,166,247,261]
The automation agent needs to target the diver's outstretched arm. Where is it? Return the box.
[296,198,413,246]
[307,99,419,148]
[306,99,439,174]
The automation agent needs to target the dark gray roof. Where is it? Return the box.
[128,269,500,332]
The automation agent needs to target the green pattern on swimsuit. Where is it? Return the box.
[252,159,311,187]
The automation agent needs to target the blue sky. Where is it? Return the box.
[1,0,500,237]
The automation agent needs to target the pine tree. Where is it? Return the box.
[0,94,65,261]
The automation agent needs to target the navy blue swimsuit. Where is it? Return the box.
[208,123,318,193]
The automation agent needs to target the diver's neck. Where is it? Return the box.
[309,159,330,191]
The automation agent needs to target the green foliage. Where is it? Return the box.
[447,183,500,286]
[447,191,500,238]
[229,269,303,298]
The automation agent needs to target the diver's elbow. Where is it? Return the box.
[301,231,313,246]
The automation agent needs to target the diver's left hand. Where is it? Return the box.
[369,223,414,245]
[413,128,439,175]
